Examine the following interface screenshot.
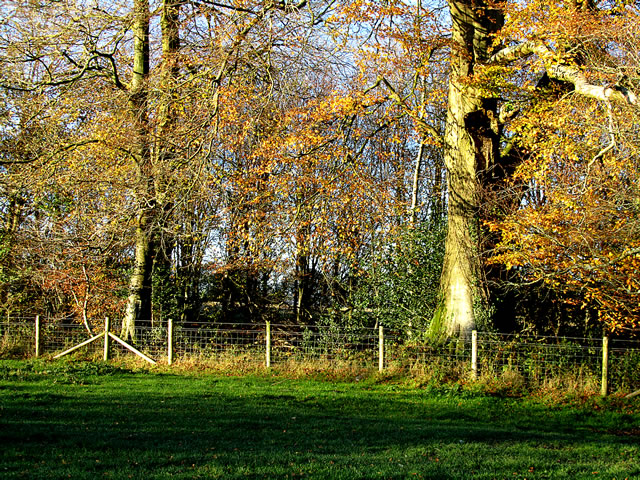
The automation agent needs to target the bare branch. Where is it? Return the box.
[367,76,443,144]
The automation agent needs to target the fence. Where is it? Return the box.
[1,316,639,395]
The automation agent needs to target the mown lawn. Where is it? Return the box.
[0,359,638,479]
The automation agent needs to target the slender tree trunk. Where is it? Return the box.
[122,0,183,340]
[432,1,503,339]
[432,158,445,223]
[295,253,309,324]
[123,213,155,339]
[153,0,183,326]
[294,212,312,324]
[122,0,153,341]
[409,141,425,227]
[0,192,24,308]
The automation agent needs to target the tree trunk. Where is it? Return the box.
[432,1,503,339]
[174,232,201,324]
[122,213,155,340]
[122,0,153,341]
[295,252,310,324]
[122,0,183,340]
[153,0,183,326]
[409,141,425,227]
[294,214,312,324]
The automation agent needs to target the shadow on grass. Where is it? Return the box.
[0,369,638,479]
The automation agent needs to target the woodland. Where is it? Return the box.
[0,0,639,341]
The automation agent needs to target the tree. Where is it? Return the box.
[486,2,640,332]
[0,85,131,321]
[433,0,638,338]
[428,1,503,339]
[1,0,325,335]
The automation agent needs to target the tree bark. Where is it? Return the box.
[433,1,503,339]
[122,0,153,341]
[122,213,155,340]
[154,0,183,326]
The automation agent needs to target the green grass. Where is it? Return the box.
[0,359,639,479]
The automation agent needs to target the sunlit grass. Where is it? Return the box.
[0,359,638,479]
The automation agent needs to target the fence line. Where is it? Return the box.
[1,316,639,395]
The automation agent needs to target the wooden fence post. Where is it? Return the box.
[265,321,271,368]
[378,325,384,372]
[601,336,609,396]
[103,317,111,362]
[35,315,41,358]
[471,330,478,379]
[167,318,174,366]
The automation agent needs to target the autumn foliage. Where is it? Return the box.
[486,2,640,332]
[1,0,639,338]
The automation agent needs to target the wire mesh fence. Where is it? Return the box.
[1,316,639,393]
[477,333,604,379]
[269,323,378,365]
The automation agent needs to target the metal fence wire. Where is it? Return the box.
[477,333,604,378]
[1,316,639,392]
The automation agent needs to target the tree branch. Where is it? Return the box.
[366,76,443,145]
[490,41,638,106]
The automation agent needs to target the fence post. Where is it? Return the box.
[265,321,271,368]
[378,325,384,372]
[167,318,174,366]
[35,315,41,358]
[103,317,111,362]
[601,336,609,396]
[471,330,478,379]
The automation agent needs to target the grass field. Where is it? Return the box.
[0,359,639,479]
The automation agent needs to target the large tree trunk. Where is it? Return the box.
[432,1,503,339]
